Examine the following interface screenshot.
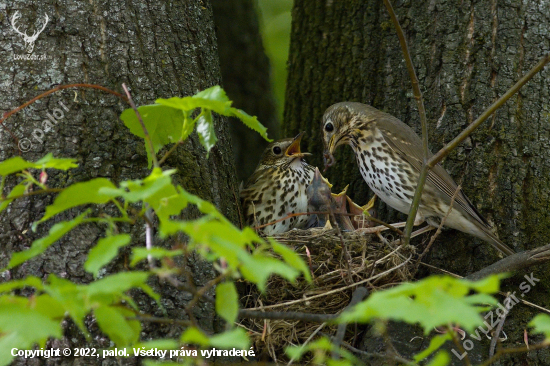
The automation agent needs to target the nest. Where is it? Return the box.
[240,228,416,362]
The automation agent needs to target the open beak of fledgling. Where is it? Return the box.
[285,131,311,158]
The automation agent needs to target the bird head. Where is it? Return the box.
[321,102,374,170]
[259,131,311,168]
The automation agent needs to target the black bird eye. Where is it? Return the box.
[273,146,282,155]
[325,122,334,132]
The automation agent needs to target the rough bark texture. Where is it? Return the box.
[284,0,550,364]
[212,0,279,182]
[0,1,239,364]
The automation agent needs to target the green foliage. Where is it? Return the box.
[121,85,271,165]
[181,327,249,350]
[216,282,239,324]
[85,234,132,277]
[286,336,359,366]
[2,85,543,366]
[339,275,501,334]
[38,178,116,223]
[0,154,77,177]
[529,314,550,340]
[0,85,300,366]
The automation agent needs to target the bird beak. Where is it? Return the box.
[285,131,312,158]
[323,135,336,170]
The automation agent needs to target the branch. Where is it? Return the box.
[122,83,159,168]
[332,287,369,359]
[383,0,429,246]
[238,309,337,323]
[478,341,550,366]
[466,244,550,281]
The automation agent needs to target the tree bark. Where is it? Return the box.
[0,1,239,364]
[285,0,550,364]
[212,0,279,182]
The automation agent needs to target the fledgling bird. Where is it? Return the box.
[240,132,315,235]
[321,102,514,256]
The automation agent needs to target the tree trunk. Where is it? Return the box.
[212,0,279,182]
[285,0,550,364]
[0,1,239,364]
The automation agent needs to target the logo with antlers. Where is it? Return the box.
[10,11,49,54]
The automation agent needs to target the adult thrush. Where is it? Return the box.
[322,102,514,256]
[241,132,315,235]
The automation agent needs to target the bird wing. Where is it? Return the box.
[377,112,491,229]
[240,167,274,201]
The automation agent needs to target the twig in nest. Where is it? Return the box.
[246,255,412,311]
[332,287,369,359]
[489,296,509,359]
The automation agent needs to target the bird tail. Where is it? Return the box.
[478,227,515,256]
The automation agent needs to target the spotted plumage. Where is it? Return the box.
[322,101,514,256]
[240,132,315,235]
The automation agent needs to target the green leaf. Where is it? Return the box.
[230,108,271,141]
[85,234,132,277]
[216,282,239,324]
[414,333,452,362]
[529,314,550,340]
[43,275,89,334]
[209,328,249,350]
[0,304,62,365]
[196,109,217,155]
[339,275,501,334]
[0,276,43,293]
[120,105,184,167]
[180,327,210,346]
[8,212,88,269]
[0,182,27,213]
[94,305,140,347]
[0,154,77,177]
[34,154,78,170]
[39,178,116,223]
[157,86,231,115]
[271,239,311,282]
[130,247,184,267]
[0,156,35,176]
[426,351,451,366]
[86,272,151,299]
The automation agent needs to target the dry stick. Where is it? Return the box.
[489,296,509,359]
[287,322,328,366]
[340,342,417,366]
[122,83,159,169]
[466,243,550,281]
[332,287,369,359]
[254,211,404,236]
[449,327,472,366]
[383,0,429,246]
[122,83,160,269]
[478,341,550,366]
[245,255,412,311]
[329,208,354,284]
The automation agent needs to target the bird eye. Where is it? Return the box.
[272,146,282,155]
[325,122,334,132]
